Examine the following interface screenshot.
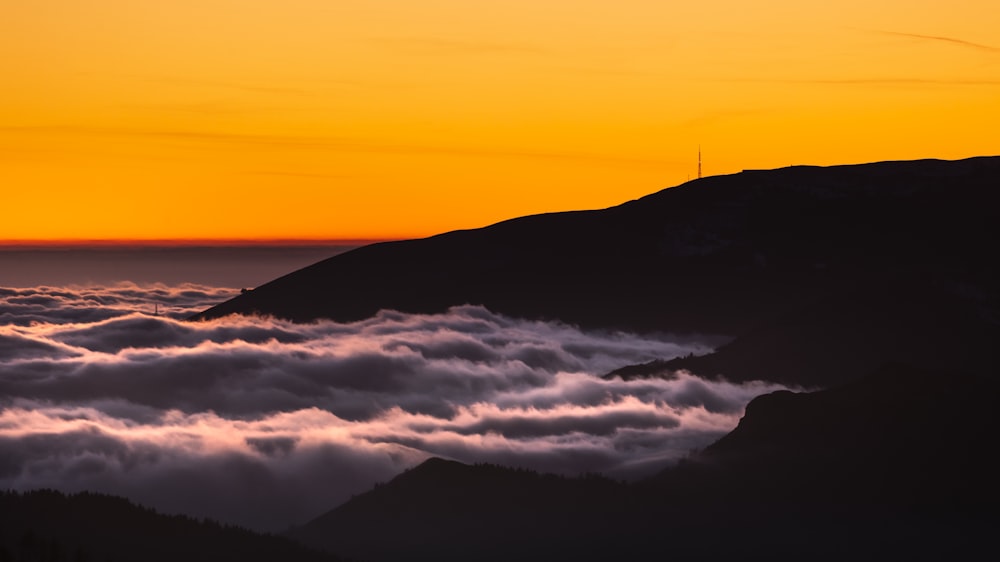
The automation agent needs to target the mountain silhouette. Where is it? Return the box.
[195,156,1000,388]
[288,364,999,561]
[287,458,629,561]
[0,490,345,562]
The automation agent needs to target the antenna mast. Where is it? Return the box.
[698,146,702,179]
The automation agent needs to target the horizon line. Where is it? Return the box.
[0,238,402,249]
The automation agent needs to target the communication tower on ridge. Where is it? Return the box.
[698,146,702,179]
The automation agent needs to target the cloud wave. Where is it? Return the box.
[1,285,784,530]
[0,284,238,324]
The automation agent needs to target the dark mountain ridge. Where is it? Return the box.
[289,363,999,561]
[288,458,628,561]
[195,156,1000,387]
[0,490,345,562]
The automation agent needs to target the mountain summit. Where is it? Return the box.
[195,156,1000,387]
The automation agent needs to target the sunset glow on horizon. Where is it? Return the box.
[3,1,998,241]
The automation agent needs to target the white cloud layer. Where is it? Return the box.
[0,285,784,530]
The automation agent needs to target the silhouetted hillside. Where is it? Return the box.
[288,458,629,561]
[646,362,1000,503]
[632,363,1000,560]
[0,490,344,562]
[289,364,999,561]
[196,156,1000,387]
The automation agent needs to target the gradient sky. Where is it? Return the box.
[3,1,998,241]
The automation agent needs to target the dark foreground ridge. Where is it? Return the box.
[0,491,346,562]
[195,156,1000,387]
[288,364,999,561]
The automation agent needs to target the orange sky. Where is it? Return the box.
[2,1,998,241]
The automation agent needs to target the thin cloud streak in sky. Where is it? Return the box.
[244,170,354,180]
[0,285,782,530]
[374,37,546,55]
[872,29,1000,53]
[138,76,318,96]
[0,126,670,169]
[719,27,1000,90]
[720,77,1000,87]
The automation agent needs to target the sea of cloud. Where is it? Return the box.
[0,284,786,530]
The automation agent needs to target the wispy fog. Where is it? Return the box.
[0,285,784,530]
